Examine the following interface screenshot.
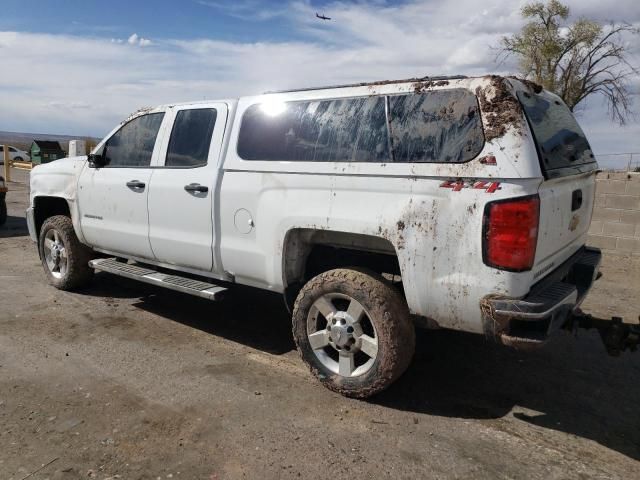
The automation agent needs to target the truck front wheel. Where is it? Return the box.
[292,268,415,398]
[39,215,94,290]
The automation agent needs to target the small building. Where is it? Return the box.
[68,140,87,157]
[30,140,66,165]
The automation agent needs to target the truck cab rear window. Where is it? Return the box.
[517,92,597,177]
[237,90,484,163]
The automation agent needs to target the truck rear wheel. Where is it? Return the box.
[39,215,94,290]
[292,268,415,398]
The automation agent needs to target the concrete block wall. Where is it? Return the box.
[588,172,640,255]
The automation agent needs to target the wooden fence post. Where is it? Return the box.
[2,144,10,182]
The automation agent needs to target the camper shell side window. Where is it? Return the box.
[237,89,484,164]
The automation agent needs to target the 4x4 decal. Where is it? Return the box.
[439,180,502,193]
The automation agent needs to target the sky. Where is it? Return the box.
[0,0,638,165]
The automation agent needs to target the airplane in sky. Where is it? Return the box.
[316,12,331,20]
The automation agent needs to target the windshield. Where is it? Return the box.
[517,91,597,177]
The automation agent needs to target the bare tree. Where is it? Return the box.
[498,0,639,124]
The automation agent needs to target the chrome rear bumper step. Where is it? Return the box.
[487,247,602,323]
[482,247,603,349]
[89,258,227,301]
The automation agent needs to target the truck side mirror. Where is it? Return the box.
[88,153,107,168]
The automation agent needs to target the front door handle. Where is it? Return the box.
[184,183,208,193]
[126,180,146,189]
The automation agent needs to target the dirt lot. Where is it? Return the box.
[1,168,639,479]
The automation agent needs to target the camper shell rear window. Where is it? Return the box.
[517,91,597,178]
[237,89,484,163]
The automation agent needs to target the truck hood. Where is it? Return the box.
[30,156,87,204]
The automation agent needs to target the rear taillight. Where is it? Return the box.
[483,195,540,271]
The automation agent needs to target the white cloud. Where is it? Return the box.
[127,33,152,47]
[0,0,637,161]
[45,101,91,110]
[196,0,287,21]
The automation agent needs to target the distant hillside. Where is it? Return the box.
[0,130,101,154]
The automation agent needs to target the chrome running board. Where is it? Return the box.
[89,258,227,301]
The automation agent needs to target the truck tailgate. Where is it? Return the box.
[536,171,597,268]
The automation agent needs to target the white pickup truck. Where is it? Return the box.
[28,75,603,397]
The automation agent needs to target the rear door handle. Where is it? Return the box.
[184,183,208,193]
[126,180,146,189]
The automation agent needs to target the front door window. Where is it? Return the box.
[103,113,165,167]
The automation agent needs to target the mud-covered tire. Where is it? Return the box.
[0,194,6,226]
[292,268,415,398]
[39,215,94,290]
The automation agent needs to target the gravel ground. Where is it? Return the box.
[1,168,639,479]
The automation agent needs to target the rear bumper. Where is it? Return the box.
[483,247,602,347]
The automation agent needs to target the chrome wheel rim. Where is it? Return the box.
[306,293,378,377]
[43,229,68,279]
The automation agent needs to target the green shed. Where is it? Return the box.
[30,140,66,165]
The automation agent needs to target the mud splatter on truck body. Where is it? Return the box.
[475,76,525,142]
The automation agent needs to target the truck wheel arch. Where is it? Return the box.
[33,196,72,239]
[281,228,402,312]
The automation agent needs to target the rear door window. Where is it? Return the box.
[165,108,217,167]
[103,113,164,167]
[517,92,597,177]
[388,89,484,163]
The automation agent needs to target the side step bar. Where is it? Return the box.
[89,258,227,301]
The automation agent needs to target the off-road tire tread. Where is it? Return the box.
[292,267,415,398]
[39,215,94,290]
